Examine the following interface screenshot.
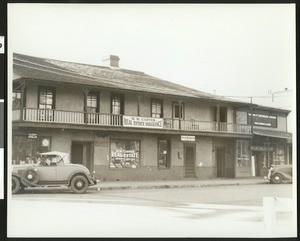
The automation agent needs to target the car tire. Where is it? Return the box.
[70,175,89,194]
[21,168,39,185]
[12,176,21,194]
[271,173,283,184]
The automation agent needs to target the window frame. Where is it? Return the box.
[111,93,124,115]
[157,139,171,169]
[172,102,184,119]
[38,86,56,110]
[86,90,100,113]
[151,98,163,118]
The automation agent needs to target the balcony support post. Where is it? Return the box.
[137,94,141,116]
[82,87,89,124]
[20,82,26,121]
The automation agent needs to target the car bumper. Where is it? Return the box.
[88,176,99,185]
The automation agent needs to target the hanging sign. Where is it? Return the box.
[251,146,274,151]
[181,135,195,142]
[27,133,38,139]
[123,116,163,129]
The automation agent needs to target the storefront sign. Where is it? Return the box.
[248,113,277,127]
[27,133,37,139]
[110,139,140,169]
[181,135,195,142]
[251,146,274,151]
[123,116,163,129]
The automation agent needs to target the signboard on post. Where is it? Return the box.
[181,135,196,142]
[27,133,38,139]
[123,116,163,129]
[251,146,274,151]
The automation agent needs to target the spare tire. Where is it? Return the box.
[21,168,40,185]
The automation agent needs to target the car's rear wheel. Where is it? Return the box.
[12,176,21,194]
[271,173,283,184]
[70,175,89,194]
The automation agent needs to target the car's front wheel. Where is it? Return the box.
[12,176,21,194]
[70,175,89,194]
[271,173,283,184]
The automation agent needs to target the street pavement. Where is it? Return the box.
[9,182,296,238]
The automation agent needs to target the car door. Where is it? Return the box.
[36,164,57,182]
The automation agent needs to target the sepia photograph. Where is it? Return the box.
[7,3,296,238]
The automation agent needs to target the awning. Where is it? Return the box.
[253,128,292,140]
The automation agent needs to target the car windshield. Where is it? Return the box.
[39,155,62,166]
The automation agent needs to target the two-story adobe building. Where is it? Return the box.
[11,53,292,181]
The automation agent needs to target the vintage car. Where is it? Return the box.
[12,151,98,194]
[267,164,293,184]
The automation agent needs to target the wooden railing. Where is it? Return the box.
[13,108,252,134]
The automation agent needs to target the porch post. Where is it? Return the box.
[20,81,27,121]
[82,87,89,124]
[137,94,141,116]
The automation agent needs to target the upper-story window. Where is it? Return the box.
[38,87,55,121]
[87,91,99,113]
[213,106,227,122]
[151,99,163,118]
[39,87,55,110]
[111,94,124,115]
[247,112,277,128]
[173,102,184,119]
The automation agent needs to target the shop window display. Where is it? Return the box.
[12,136,51,164]
[236,140,250,167]
[110,139,140,169]
[158,139,170,169]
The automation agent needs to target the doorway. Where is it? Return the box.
[216,148,226,177]
[71,142,94,171]
[184,144,196,178]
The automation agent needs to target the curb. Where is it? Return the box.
[20,180,269,194]
[90,181,269,191]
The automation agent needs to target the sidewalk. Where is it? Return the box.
[91,177,269,191]
[24,177,270,193]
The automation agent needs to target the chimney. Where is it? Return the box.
[103,55,120,68]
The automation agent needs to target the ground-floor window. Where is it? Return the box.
[110,139,140,169]
[12,135,51,164]
[236,140,250,167]
[273,142,285,165]
[157,139,171,169]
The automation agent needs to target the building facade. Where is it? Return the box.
[12,53,292,181]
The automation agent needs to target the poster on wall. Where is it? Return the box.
[110,139,140,169]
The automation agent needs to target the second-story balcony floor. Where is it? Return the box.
[12,108,252,136]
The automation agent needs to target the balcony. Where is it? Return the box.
[12,108,252,134]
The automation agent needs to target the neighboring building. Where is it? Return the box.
[236,105,292,177]
[12,53,292,181]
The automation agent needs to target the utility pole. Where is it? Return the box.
[268,88,292,102]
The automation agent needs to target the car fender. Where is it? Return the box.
[12,173,37,187]
[274,171,292,181]
[68,171,91,185]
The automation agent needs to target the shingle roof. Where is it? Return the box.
[13,53,244,104]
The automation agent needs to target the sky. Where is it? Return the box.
[7,3,296,130]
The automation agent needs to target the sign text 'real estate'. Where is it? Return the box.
[123,116,164,129]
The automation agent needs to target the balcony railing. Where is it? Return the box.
[12,108,252,134]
